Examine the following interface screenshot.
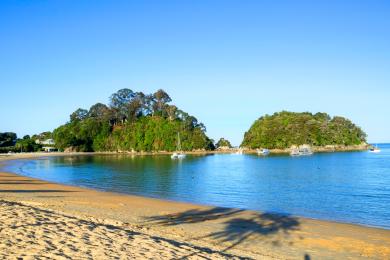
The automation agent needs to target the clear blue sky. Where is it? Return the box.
[1,0,389,145]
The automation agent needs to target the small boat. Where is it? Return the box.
[369,144,381,153]
[290,148,300,156]
[290,145,313,156]
[299,147,313,156]
[171,133,186,159]
[171,152,186,159]
[257,148,270,156]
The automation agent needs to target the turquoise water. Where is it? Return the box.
[4,144,390,229]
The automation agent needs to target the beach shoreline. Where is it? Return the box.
[0,142,370,159]
[1,153,389,259]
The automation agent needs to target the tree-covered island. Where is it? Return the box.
[215,138,233,149]
[53,89,215,152]
[1,107,369,154]
[241,111,367,149]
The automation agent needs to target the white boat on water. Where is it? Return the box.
[171,152,186,159]
[290,148,300,156]
[299,147,313,156]
[257,148,270,156]
[171,133,186,159]
[369,144,381,153]
[290,145,313,156]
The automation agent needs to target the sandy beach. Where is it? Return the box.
[0,153,389,259]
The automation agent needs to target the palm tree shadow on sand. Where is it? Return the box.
[206,212,300,252]
[145,207,245,225]
[145,207,300,253]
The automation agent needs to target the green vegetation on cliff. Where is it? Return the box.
[53,89,214,152]
[241,111,367,149]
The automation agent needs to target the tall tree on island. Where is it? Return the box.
[109,88,135,124]
[70,108,88,122]
[153,89,172,116]
[53,88,214,152]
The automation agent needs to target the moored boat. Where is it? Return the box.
[290,145,313,156]
[369,144,381,153]
[171,133,186,159]
[257,148,270,156]
[290,148,300,156]
[299,146,313,156]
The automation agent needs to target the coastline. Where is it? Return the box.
[1,153,389,259]
[242,143,370,155]
[0,143,370,158]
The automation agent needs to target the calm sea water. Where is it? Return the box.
[4,144,390,229]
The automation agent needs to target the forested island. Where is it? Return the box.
[53,89,215,152]
[241,111,367,149]
[1,106,369,154]
[215,138,232,149]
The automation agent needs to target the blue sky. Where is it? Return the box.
[0,0,389,145]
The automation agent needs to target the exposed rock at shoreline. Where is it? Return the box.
[242,143,370,154]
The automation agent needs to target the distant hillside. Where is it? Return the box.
[241,111,367,149]
[215,138,232,149]
[53,89,214,152]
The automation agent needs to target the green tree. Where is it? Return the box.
[241,111,366,149]
[216,138,232,148]
[153,89,172,115]
[109,88,135,123]
[53,89,214,152]
[15,137,41,152]
[0,132,17,147]
[88,103,110,118]
[70,108,88,122]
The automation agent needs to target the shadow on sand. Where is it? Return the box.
[0,181,49,185]
[146,207,245,225]
[0,175,78,193]
[0,190,77,193]
[145,206,300,253]
[0,200,245,259]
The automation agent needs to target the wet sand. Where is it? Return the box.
[0,153,389,259]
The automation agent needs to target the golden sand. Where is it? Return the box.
[0,153,389,259]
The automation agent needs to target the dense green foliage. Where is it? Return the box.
[53,89,214,152]
[15,135,42,152]
[0,133,43,153]
[31,131,52,142]
[0,132,17,147]
[241,111,367,149]
[0,132,17,153]
[215,138,232,148]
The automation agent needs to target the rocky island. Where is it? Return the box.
[241,111,368,153]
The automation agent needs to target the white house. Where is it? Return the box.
[42,146,57,152]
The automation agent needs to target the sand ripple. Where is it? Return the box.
[0,200,245,259]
